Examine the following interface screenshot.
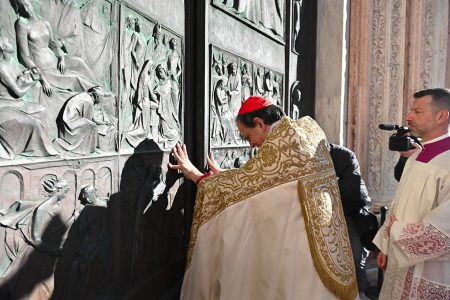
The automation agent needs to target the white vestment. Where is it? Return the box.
[181,117,358,300]
[373,134,450,299]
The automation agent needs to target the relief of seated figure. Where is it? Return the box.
[14,0,99,97]
[0,34,58,159]
[54,86,117,155]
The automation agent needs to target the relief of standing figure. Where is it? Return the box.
[214,78,236,145]
[154,64,180,149]
[241,62,252,103]
[166,38,182,86]
[227,62,241,117]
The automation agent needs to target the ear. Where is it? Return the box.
[253,117,265,128]
[437,109,449,125]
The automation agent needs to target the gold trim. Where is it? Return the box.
[298,171,358,300]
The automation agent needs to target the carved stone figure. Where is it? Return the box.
[214,78,236,145]
[241,62,252,102]
[59,185,112,298]
[227,62,242,116]
[0,178,75,299]
[211,52,227,101]
[234,148,250,167]
[255,67,265,96]
[272,73,281,106]
[80,0,116,82]
[44,0,87,60]
[166,38,182,85]
[144,23,167,67]
[125,61,160,147]
[220,150,235,169]
[213,0,284,39]
[290,80,302,119]
[121,15,146,131]
[244,0,261,24]
[54,86,117,155]
[0,34,38,100]
[260,0,284,36]
[292,0,304,53]
[128,16,146,95]
[210,96,222,146]
[263,70,275,102]
[154,64,180,149]
[0,107,59,159]
[0,35,58,159]
[14,0,98,97]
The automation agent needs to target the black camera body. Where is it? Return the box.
[389,135,416,151]
[379,124,421,151]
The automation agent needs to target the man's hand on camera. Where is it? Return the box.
[399,141,422,157]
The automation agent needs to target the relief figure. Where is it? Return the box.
[290,80,302,119]
[144,24,167,67]
[0,35,58,159]
[154,64,180,149]
[125,61,160,148]
[15,0,98,98]
[166,38,182,86]
[227,62,241,116]
[260,0,284,36]
[54,86,116,155]
[263,70,275,102]
[292,0,303,53]
[254,67,264,96]
[80,0,116,82]
[121,15,146,130]
[241,62,252,102]
[272,73,281,106]
[59,185,112,298]
[0,179,76,299]
[214,79,236,145]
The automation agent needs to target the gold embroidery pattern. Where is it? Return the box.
[298,170,357,299]
[186,116,357,298]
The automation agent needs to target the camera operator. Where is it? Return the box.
[373,88,450,299]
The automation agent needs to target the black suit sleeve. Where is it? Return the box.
[330,144,368,216]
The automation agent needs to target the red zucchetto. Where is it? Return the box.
[238,96,273,116]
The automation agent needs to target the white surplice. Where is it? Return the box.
[373,134,450,299]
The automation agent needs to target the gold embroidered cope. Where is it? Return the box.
[187,116,357,299]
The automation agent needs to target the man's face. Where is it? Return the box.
[237,119,270,149]
[406,95,439,141]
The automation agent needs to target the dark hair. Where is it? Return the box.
[236,104,285,128]
[413,88,450,113]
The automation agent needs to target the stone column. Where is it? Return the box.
[366,0,407,210]
[315,0,349,144]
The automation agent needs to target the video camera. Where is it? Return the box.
[379,124,422,151]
